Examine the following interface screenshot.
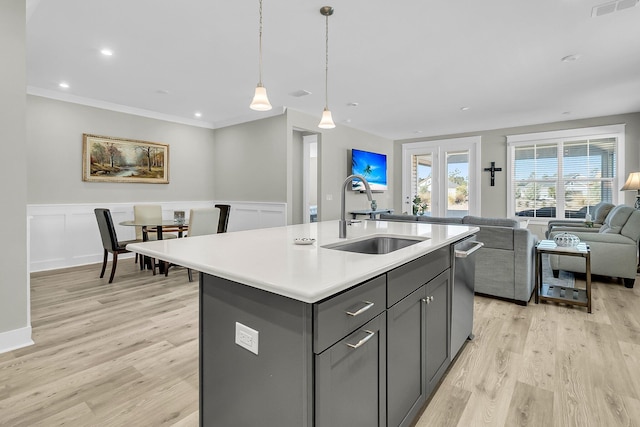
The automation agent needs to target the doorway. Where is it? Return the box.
[402,137,481,217]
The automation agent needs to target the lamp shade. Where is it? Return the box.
[250,85,272,111]
[318,108,335,129]
[620,172,640,191]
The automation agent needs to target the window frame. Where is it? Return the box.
[506,124,625,220]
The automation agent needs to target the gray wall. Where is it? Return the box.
[213,114,287,203]
[287,109,394,221]
[27,96,216,204]
[394,112,640,217]
[213,109,393,224]
[0,1,28,337]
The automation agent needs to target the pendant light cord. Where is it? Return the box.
[258,0,264,86]
[324,13,329,109]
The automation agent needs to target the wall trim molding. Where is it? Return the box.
[0,326,33,355]
[27,201,287,272]
[27,89,287,130]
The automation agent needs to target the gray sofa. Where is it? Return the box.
[548,204,640,288]
[379,214,537,304]
[545,202,615,238]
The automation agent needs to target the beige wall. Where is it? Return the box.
[27,96,216,204]
[394,112,640,217]
[0,1,28,340]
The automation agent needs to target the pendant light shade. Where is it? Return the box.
[250,85,271,111]
[250,0,272,111]
[318,108,335,129]
[318,6,335,129]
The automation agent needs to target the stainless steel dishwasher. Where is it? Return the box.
[451,236,484,357]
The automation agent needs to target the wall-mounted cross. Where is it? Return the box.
[484,161,502,186]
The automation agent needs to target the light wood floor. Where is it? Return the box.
[1,259,639,426]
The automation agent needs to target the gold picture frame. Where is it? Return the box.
[82,134,169,184]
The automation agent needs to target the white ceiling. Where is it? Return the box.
[26,0,640,140]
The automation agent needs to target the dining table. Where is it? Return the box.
[119,219,188,273]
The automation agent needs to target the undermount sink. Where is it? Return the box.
[323,235,428,255]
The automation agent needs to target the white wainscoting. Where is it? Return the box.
[219,201,288,232]
[27,201,287,272]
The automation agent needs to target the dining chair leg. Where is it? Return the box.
[109,252,118,283]
[100,249,108,278]
[188,268,193,282]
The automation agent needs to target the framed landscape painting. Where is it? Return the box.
[82,134,169,184]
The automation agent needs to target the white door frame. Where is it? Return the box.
[302,134,318,224]
[402,136,481,217]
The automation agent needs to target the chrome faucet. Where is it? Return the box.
[340,174,373,238]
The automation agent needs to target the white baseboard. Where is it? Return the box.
[0,326,34,355]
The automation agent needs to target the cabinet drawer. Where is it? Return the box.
[314,274,386,354]
[387,246,450,307]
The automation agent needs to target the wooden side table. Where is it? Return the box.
[535,240,592,313]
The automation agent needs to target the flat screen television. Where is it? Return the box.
[351,148,387,191]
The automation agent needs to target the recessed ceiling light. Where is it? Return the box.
[194,112,202,118]
[460,106,470,111]
[58,82,69,89]
[100,48,113,56]
[561,54,581,62]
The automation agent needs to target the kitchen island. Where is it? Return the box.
[127,219,479,427]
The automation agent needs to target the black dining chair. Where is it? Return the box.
[215,204,231,233]
[94,208,148,283]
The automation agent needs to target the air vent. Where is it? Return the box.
[592,0,638,17]
[290,89,312,97]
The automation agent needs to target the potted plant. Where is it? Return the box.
[412,196,422,215]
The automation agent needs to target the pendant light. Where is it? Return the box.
[318,6,335,129]
[250,0,272,111]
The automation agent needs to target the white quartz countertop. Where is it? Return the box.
[127,220,478,303]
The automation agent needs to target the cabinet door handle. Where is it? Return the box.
[421,296,434,304]
[346,330,375,349]
[345,300,374,316]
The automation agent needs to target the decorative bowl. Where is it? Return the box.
[553,232,580,247]
[294,238,316,245]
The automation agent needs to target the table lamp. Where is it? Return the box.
[620,172,640,210]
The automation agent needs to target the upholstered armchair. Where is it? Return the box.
[548,205,640,288]
[545,202,615,238]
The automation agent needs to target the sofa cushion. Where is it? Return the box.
[600,205,634,234]
[462,216,518,228]
[593,202,615,224]
[620,210,640,242]
[475,227,514,250]
[417,216,463,224]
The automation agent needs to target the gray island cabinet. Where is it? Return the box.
[126,220,478,427]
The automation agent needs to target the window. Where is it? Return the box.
[507,125,625,219]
